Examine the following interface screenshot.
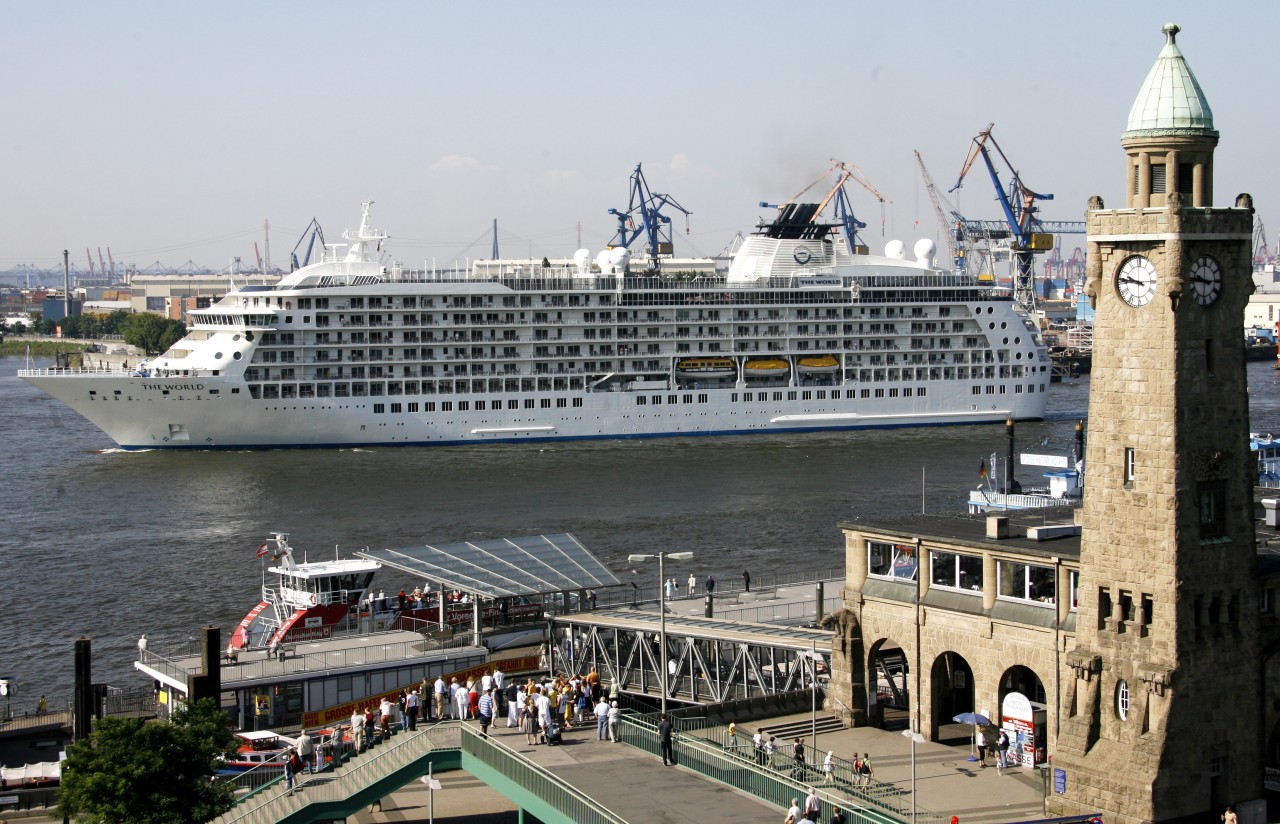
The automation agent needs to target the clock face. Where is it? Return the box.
[1117,256,1157,307]
[1189,255,1223,306]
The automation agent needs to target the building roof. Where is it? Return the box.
[357,532,621,600]
[1125,22,1216,138]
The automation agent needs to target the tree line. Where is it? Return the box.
[3,310,186,355]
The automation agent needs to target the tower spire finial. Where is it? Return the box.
[1163,22,1180,45]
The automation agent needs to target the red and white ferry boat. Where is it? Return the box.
[227,533,542,654]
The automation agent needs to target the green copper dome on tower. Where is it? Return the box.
[1124,22,1216,138]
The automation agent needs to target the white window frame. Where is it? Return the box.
[929,549,984,593]
[996,559,1056,606]
[867,540,918,582]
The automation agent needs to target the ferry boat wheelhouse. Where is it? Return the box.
[21,197,1050,449]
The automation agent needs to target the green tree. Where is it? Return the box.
[123,314,186,355]
[58,698,237,824]
[101,309,131,337]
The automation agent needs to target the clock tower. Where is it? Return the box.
[1048,23,1264,823]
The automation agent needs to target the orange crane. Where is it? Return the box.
[914,150,959,269]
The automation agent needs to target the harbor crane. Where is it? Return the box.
[290,218,327,271]
[760,159,890,253]
[914,150,959,269]
[949,123,1084,313]
[607,163,692,273]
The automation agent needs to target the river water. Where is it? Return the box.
[3,355,1280,701]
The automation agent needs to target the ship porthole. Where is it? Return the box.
[215,352,223,360]
[233,352,243,360]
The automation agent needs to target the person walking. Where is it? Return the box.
[284,747,301,795]
[805,788,822,822]
[687,573,697,597]
[350,708,366,753]
[434,675,447,721]
[595,695,611,740]
[996,729,1010,773]
[792,738,807,779]
[379,697,394,739]
[766,736,778,769]
[859,752,874,785]
[297,730,315,774]
[823,750,835,781]
[607,700,619,742]
[784,798,802,824]
[829,807,847,824]
[405,688,420,731]
[658,713,674,766]
[477,688,495,736]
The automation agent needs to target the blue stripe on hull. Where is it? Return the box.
[116,414,1046,451]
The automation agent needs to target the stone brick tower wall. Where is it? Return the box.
[1048,23,1264,824]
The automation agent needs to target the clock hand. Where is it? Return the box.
[1119,276,1143,285]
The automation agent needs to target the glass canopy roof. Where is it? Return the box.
[357,533,621,599]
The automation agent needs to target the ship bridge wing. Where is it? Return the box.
[357,532,621,600]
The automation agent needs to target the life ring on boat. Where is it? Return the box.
[309,594,317,605]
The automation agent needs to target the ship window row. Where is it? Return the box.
[368,397,582,414]
[246,378,594,400]
[634,394,710,406]
[725,388,930,403]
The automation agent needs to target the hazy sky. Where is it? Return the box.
[3,2,1276,273]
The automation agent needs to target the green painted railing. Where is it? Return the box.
[460,725,626,824]
[617,712,945,824]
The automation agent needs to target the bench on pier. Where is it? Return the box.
[755,586,779,601]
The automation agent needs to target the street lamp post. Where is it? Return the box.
[901,725,926,824]
[628,551,694,716]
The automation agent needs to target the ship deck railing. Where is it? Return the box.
[17,367,135,377]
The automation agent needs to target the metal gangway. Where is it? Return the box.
[549,607,832,706]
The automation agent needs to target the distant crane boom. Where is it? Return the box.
[914,150,959,269]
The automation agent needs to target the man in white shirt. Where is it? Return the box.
[533,686,553,741]
[594,696,611,740]
[433,676,447,720]
[351,708,366,752]
[687,573,696,597]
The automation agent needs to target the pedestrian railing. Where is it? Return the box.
[461,723,626,823]
[616,712,948,824]
[214,723,460,824]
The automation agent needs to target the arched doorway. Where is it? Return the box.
[866,638,911,729]
[930,651,974,740]
[998,665,1046,708]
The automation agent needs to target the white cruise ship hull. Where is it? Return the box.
[21,201,1052,450]
[21,369,1044,449]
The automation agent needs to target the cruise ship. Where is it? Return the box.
[21,200,1050,449]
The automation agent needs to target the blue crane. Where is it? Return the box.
[289,218,327,271]
[607,163,692,272]
[949,123,1083,312]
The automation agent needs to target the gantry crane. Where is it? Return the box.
[607,163,692,273]
[949,123,1084,313]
